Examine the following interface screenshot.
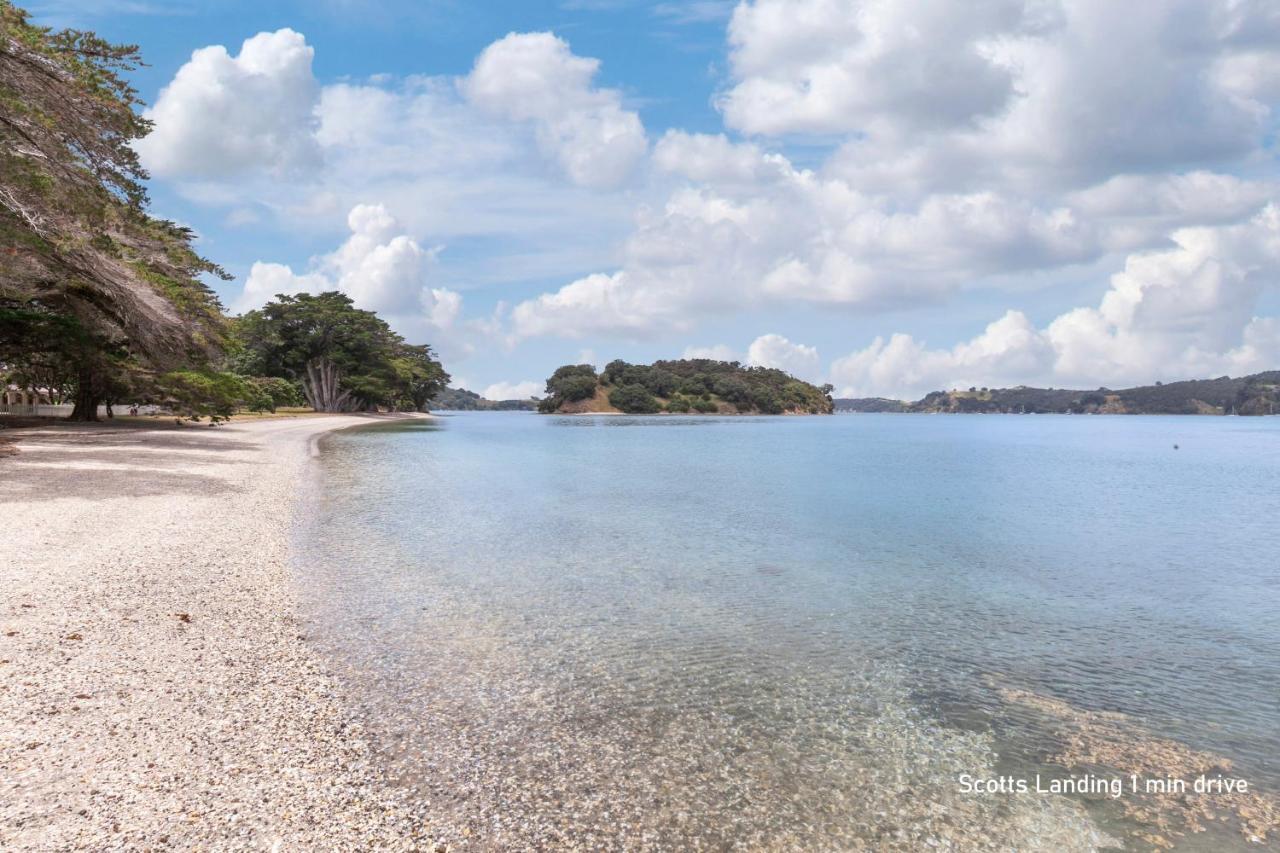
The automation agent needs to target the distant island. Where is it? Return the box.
[429,387,539,411]
[538,359,834,415]
[835,371,1280,415]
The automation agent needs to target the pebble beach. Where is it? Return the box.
[0,415,438,850]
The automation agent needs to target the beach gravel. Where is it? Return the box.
[0,415,440,851]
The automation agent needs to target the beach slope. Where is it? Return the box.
[0,415,434,850]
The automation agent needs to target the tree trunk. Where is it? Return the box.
[68,366,101,422]
[302,357,352,412]
[302,360,320,410]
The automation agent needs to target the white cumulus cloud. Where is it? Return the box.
[235,203,461,329]
[461,32,647,189]
[136,29,320,178]
[514,0,1280,374]
[682,344,739,361]
[481,380,543,400]
[830,206,1280,398]
[746,334,821,381]
[511,137,1105,336]
[719,0,1047,137]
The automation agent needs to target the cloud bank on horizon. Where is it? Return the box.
[133,0,1280,399]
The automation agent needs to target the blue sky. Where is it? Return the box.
[28,0,1280,399]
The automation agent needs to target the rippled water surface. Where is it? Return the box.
[297,413,1280,850]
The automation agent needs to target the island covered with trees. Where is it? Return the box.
[0,5,448,422]
[538,359,834,415]
[835,371,1280,415]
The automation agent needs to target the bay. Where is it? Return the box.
[296,412,1280,850]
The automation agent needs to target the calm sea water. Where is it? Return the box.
[296,413,1280,851]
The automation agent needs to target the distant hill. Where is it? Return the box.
[429,387,538,411]
[835,371,1280,415]
[538,359,834,415]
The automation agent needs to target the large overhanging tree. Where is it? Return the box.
[234,292,449,413]
[0,1,228,420]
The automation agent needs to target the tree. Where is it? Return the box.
[601,359,630,385]
[608,383,660,414]
[390,343,450,412]
[641,367,679,397]
[1,3,229,420]
[234,292,447,412]
[245,376,303,412]
[665,395,691,413]
[538,364,598,412]
[712,375,751,405]
[153,370,254,423]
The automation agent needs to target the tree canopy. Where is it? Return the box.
[234,292,449,413]
[538,358,834,415]
[538,364,599,412]
[0,1,228,419]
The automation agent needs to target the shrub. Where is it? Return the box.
[712,376,751,404]
[641,368,680,397]
[609,383,661,414]
[666,396,691,413]
[246,376,303,411]
[679,375,711,396]
[749,386,784,414]
[155,371,253,423]
[546,364,598,400]
[558,374,598,402]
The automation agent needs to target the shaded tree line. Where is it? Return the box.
[835,371,1280,415]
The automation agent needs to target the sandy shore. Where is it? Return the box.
[0,414,438,850]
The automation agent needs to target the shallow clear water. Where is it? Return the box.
[297,412,1280,850]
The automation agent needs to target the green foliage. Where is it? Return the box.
[0,300,93,364]
[540,357,834,415]
[233,292,448,412]
[749,386,783,415]
[609,383,661,414]
[155,370,253,423]
[538,364,598,412]
[665,396,691,413]
[244,376,303,412]
[547,364,599,400]
[390,343,450,411]
[603,359,679,396]
[712,375,751,404]
[1,3,229,421]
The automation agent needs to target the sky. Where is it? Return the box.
[28,0,1280,400]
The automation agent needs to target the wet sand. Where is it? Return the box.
[0,414,439,850]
